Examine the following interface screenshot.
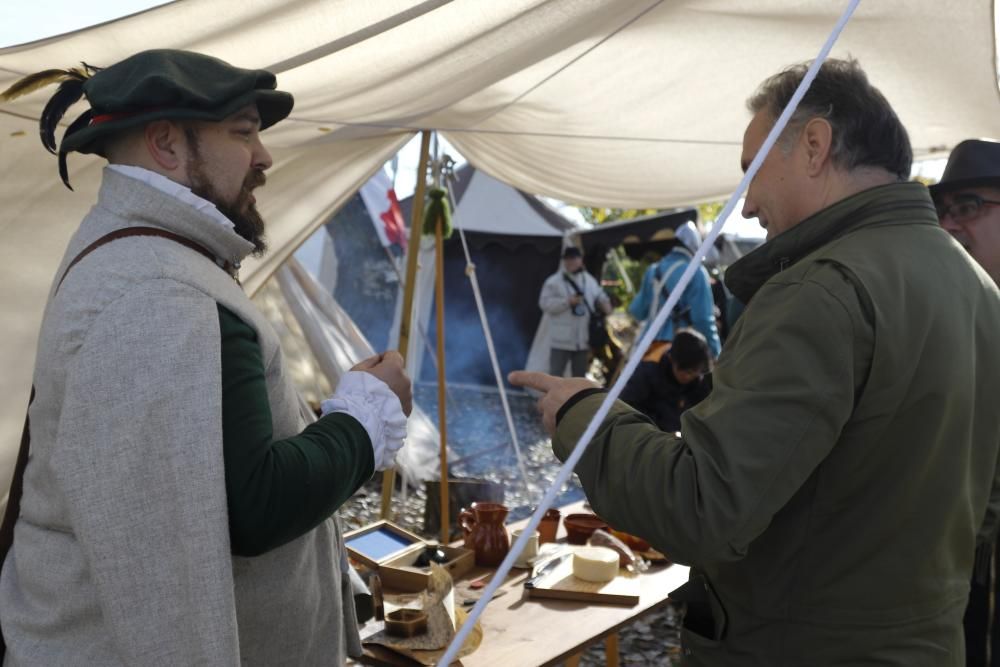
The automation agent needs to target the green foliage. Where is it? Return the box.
[601,247,651,312]
[422,187,453,238]
[697,200,725,226]
[579,207,660,225]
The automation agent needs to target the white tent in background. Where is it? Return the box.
[397,164,584,385]
[2,0,1000,498]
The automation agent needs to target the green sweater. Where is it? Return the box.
[218,305,374,557]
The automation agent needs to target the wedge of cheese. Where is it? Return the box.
[572,546,619,583]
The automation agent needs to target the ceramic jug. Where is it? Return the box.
[538,508,561,544]
[459,501,510,567]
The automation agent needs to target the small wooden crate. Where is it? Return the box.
[344,520,474,592]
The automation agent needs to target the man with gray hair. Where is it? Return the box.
[512,58,1000,665]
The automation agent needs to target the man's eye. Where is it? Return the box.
[957,202,978,217]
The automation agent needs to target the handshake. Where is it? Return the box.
[321,351,413,471]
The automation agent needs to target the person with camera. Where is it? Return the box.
[538,246,612,377]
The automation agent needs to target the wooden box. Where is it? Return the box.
[343,520,474,592]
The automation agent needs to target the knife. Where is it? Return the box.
[524,552,571,590]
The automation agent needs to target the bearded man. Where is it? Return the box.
[0,49,411,664]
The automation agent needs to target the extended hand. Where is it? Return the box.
[352,351,413,416]
[508,370,598,435]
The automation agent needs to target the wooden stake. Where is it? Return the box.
[380,130,432,520]
[434,209,449,544]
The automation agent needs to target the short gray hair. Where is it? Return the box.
[747,58,912,180]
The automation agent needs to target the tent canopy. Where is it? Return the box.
[2,0,999,483]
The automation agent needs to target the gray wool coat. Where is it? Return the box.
[0,167,362,665]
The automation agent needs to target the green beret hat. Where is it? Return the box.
[61,49,294,155]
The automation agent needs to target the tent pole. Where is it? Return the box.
[434,207,449,544]
[380,129,431,520]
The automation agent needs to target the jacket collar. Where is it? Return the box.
[669,246,694,261]
[97,166,256,273]
[725,181,937,304]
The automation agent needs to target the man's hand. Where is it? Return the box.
[568,294,582,306]
[508,370,599,435]
[352,351,413,416]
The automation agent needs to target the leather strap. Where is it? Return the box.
[0,386,34,576]
[55,226,238,293]
[562,272,595,316]
[0,227,235,655]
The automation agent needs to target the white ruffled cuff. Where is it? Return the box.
[320,371,408,471]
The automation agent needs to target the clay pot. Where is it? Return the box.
[459,502,510,567]
[538,508,561,544]
[563,513,609,545]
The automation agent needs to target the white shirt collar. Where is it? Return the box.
[108,164,235,231]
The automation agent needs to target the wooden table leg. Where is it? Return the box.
[605,632,620,667]
[564,654,581,667]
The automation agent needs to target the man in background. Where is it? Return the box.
[619,328,712,433]
[539,246,612,377]
[931,138,1000,666]
[628,221,722,360]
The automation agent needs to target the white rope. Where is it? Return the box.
[438,1,861,661]
[445,178,534,499]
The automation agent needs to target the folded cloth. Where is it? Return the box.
[321,371,408,470]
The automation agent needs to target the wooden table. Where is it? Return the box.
[358,500,690,666]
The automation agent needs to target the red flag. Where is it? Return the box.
[379,188,407,249]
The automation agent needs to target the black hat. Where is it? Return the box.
[929,139,1000,200]
[3,49,293,188]
[562,246,583,259]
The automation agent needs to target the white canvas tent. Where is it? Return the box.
[400,164,582,385]
[2,0,999,499]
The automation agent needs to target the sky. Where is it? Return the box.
[0,0,170,48]
[0,0,947,240]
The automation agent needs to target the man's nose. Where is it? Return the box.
[253,140,273,172]
[741,198,756,219]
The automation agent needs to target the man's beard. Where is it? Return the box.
[186,146,268,257]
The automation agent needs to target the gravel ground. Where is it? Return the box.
[341,384,682,666]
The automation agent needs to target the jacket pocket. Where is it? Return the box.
[671,574,728,642]
[549,315,578,349]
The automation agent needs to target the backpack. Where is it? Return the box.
[650,260,692,327]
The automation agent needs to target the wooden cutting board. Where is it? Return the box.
[525,552,641,606]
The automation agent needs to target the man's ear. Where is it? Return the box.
[143,120,188,175]
[801,117,833,177]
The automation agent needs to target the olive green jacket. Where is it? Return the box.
[555,182,1000,666]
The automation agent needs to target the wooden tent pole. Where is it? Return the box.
[380,130,432,520]
[434,206,449,544]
